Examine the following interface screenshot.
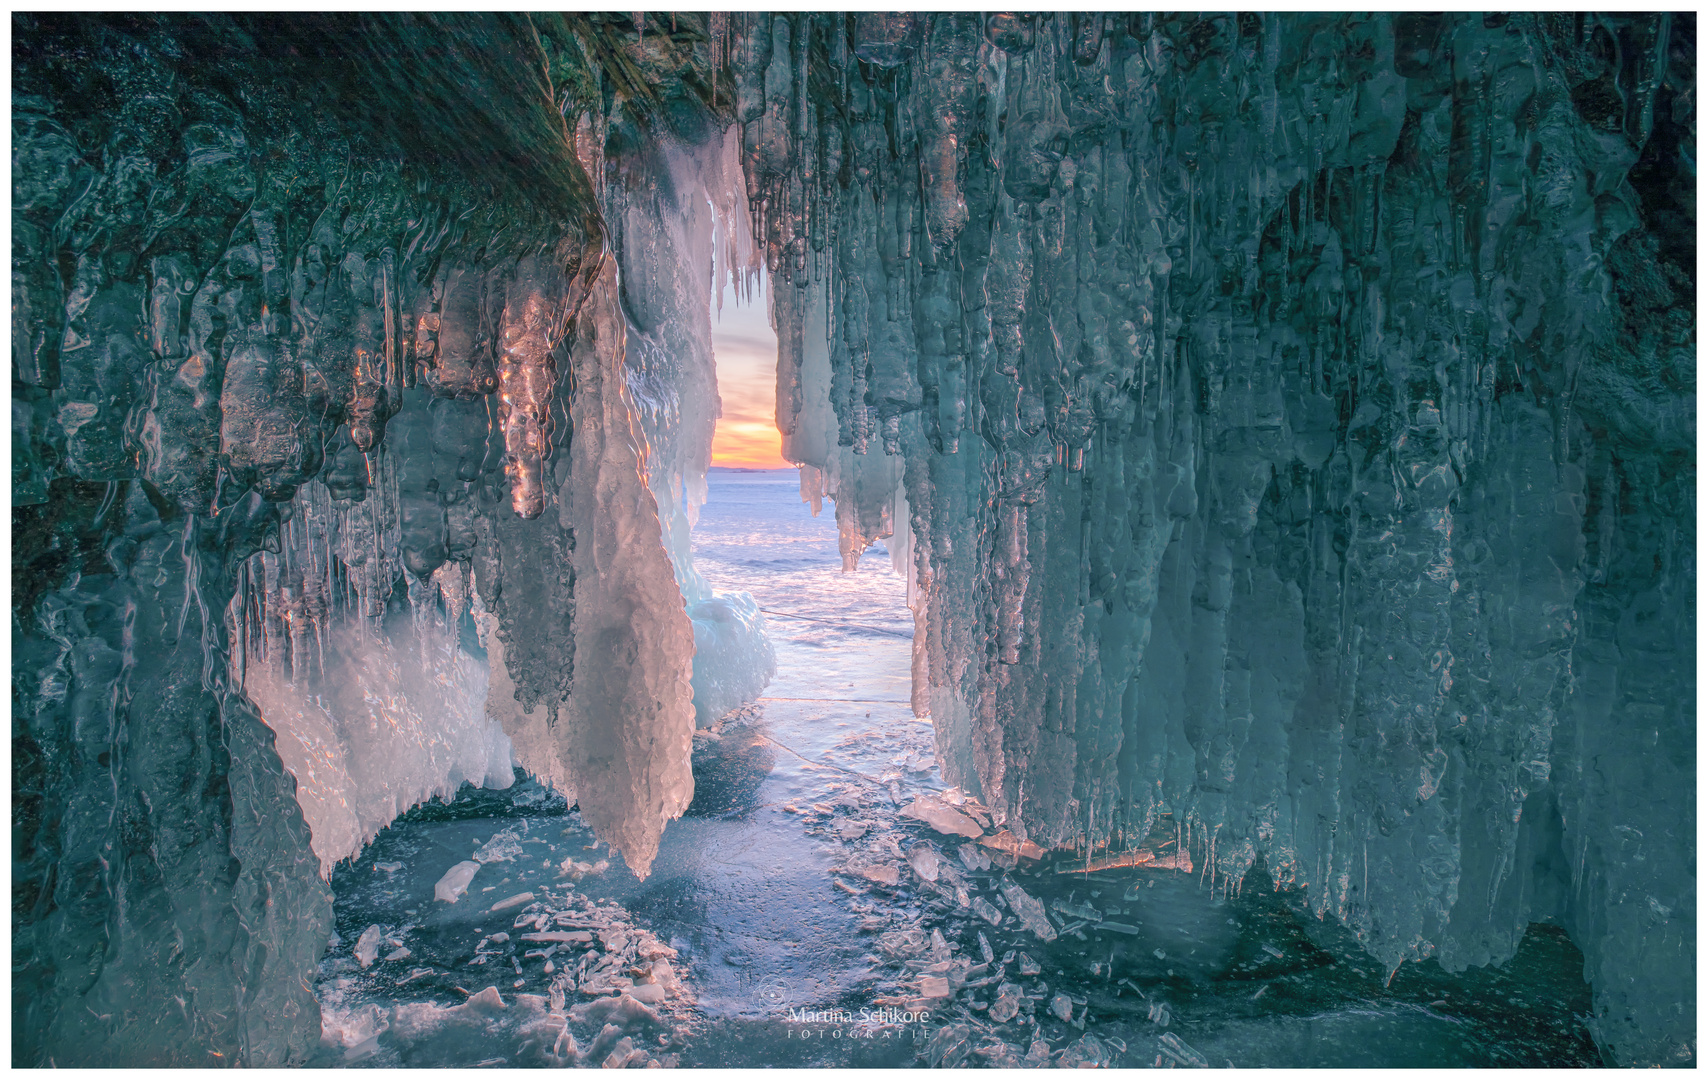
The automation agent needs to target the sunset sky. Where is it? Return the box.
[709,276,789,469]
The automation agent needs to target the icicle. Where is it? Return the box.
[497,256,569,520]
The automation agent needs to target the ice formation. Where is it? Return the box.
[608,126,778,728]
[11,13,756,1065]
[731,12,1693,1067]
[10,10,1692,1069]
[237,485,517,877]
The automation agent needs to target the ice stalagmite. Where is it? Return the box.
[733,12,1694,1067]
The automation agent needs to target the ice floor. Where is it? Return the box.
[310,469,1603,1068]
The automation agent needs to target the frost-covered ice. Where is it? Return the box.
[308,470,1608,1069]
[243,566,516,875]
[10,12,1689,1069]
[737,12,1694,1066]
[686,592,776,727]
[434,862,481,904]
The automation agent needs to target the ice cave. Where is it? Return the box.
[10,11,1695,1069]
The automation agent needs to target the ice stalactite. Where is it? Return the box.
[732,12,1694,1066]
[607,125,778,729]
[548,257,700,878]
[235,479,516,879]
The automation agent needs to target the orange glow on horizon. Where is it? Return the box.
[709,280,789,470]
[710,418,790,470]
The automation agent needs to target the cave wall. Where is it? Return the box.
[10,12,730,1064]
[732,12,1694,1065]
[10,11,1695,1068]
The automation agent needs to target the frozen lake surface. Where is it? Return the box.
[310,469,1602,1068]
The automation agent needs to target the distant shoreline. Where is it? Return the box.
[708,465,796,474]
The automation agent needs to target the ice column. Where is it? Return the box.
[609,125,778,728]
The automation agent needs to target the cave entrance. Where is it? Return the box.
[689,268,930,812]
[535,270,937,1057]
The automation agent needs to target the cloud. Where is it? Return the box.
[710,296,786,469]
[711,419,787,469]
[706,330,777,357]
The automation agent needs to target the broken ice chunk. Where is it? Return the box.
[522,930,594,945]
[901,795,983,838]
[344,1035,381,1063]
[570,994,664,1031]
[988,983,1023,1023]
[374,861,403,874]
[583,1022,625,1065]
[957,844,991,871]
[355,925,384,968]
[1061,1034,1115,1068]
[490,891,536,913]
[974,1039,1024,1068]
[1050,994,1074,1023]
[1261,943,1285,959]
[929,928,951,962]
[601,1037,636,1068]
[473,829,523,864]
[835,820,869,841]
[384,947,412,963]
[556,856,610,881]
[1052,897,1103,922]
[939,789,991,824]
[878,930,929,959]
[598,929,631,953]
[1016,952,1041,977]
[1024,1039,1052,1067]
[854,862,902,886]
[466,986,507,1013]
[978,932,995,964]
[1159,1032,1209,1068]
[980,830,1046,860]
[999,883,1057,942]
[627,983,667,1005]
[972,896,1004,926]
[924,1023,972,1068]
[918,975,952,999]
[907,844,943,882]
[435,860,481,903]
[649,959,680,994]
[636,936,678,962]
